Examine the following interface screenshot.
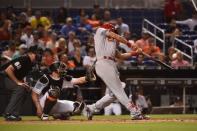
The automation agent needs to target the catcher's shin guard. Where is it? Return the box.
[73,101,85,114]
[43,87,60,115]
[43,97,57,115]
[52,113,71,120]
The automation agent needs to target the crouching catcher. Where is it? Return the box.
[31,61,96,120]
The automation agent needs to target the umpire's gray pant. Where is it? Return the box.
[2,75,26,116]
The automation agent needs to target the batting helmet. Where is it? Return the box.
[101,23,116,32]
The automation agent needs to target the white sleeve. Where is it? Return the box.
[176,19,190,25]
[96,28,108,36]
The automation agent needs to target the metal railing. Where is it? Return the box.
[142,19,166,53]
[173,38,194,66]
[191,0,197,12]
[142,19,194,66]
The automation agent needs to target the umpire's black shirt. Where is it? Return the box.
[5,55,34,80]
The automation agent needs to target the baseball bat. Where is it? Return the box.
[141,52,174,70]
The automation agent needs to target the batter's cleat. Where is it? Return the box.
[73,101,85,114]
[142,114,150,120]
[131,114,150,120]
[41,114,49,120]
[131,114,144,120]
[4,114,22,121]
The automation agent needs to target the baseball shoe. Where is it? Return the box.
[4,114,22,121]
[41,114,49,120]
[142,114,150,120]
[131,114,150,120]
[73,101,85,114]
[83,106,93,120]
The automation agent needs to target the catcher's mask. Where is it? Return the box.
[49,62,67,78]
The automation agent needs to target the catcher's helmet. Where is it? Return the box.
[49,61,67,77]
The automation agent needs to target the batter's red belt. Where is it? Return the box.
[97,56,115,61]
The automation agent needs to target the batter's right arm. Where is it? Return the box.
[116,49,142,60]
[106,31,134,48]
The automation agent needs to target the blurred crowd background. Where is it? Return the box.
[0,0,197,115]
[0,0,196,70]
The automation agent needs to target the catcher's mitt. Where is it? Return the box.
[85,66,96,82]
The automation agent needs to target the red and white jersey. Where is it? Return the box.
[94,28,117,58]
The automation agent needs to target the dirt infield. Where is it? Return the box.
[1,115,197,131]
[1,115,197,125]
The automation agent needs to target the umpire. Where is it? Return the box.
[1,46,39,121]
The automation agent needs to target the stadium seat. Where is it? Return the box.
[127,56,138,66]
[176,24,190,31]
[177,35,190,41]
[185,40,194,46]
[142,60,158,66]
[158,23,170,32]
[51,24,63,32]
[128,56,137,61]
[189,35,197,41]
[182,30,197,35]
